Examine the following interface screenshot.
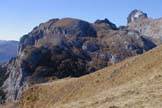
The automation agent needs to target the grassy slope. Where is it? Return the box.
[18,45,162,108]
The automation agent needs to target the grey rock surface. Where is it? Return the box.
[128,10,162,44]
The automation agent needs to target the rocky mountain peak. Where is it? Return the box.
[1,16,157,102]
[127,9,148,23]
[127,10,162,42]
[18,18,97,53]
[94,18,117,30]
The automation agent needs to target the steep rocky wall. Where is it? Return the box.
[128,9,162,44]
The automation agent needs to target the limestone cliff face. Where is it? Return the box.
[128,10,162,44]
[127,9,148,24]
[2,17,156,101]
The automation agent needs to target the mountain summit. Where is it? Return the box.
[127,9,148,23]
[128,10,162,44]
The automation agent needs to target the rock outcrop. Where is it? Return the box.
[128,10,162,44]
[127,9,148,23]
[2,17,156,102]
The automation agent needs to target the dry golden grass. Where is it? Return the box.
[17,45,162,108]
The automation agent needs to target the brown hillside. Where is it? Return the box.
[20,45,162,108]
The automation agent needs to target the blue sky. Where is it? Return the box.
[0,0,162,40]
